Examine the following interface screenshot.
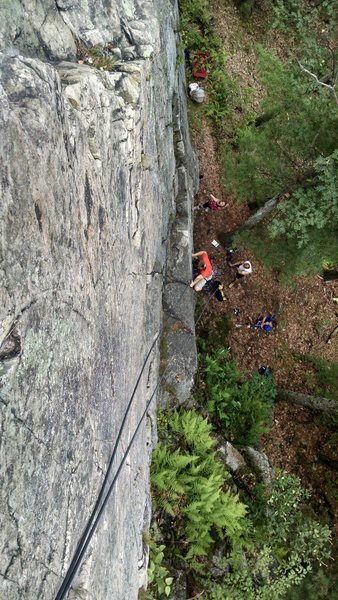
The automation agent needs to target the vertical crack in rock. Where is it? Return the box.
[34,203,43,233]
[121,19,136,46]
[61,490,72,575]
[5,500,23,575]
[84,172,93,234]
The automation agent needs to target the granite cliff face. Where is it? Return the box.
[0,2,197,598]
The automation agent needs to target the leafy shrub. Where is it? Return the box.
[204,348,275,445]
[151,409,246,565]
[178,0,213,51]
[285,565,338,600]
[202,473,332,599]
[141,527,173,599]
[270,0,337,70]
[197,312,232,354]
[205,49,242,132]
[269,151,338,248]
[147,546,173,598]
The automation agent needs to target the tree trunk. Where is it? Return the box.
[277,389,338,412]
[236,191,285,231]
[233,168,316,233]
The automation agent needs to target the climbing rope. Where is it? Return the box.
[55,332,160,600]
[55,283,193,599]
[55,273,220,599]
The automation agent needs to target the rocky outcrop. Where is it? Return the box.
[0,2,197,599]
[161,100,198,407]
[242,447,273,487]
[217,441,273,490]
[217,441,247,474]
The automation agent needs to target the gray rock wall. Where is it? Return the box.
[0,2,197,598]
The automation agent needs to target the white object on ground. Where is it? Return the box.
[188,82,205,103]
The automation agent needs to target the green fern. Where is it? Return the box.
[170,409,215,452]
[151,409,247,564]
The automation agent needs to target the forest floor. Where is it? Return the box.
[189,0,338,536]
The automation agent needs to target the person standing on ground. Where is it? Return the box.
[190,251,213,291]
[228,260,252,287]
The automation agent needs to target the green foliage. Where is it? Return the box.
[202,473,332,599]
[268,0,338,113]
[222,44,338,205]
[263,472,310,540]
[270,0,338,73]
[204,348,275,445]
[147,546,173,598]
[197,312,232,353]
[220,33,337,279]
[236,224,338,284]
[269,151,338,248]
[151,409,246,564]
[178,0,242,132]
[205,49,242,131]
[285,565,338,600]
[143,526,173,599]
[178,0,211,51]
[295,355,338,401]
[235,0,258,20]
[223,118,287,203]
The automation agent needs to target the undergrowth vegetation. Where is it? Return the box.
[76,43,116,71]
[146,352,331,598]
[295,355,338,401]
[147,406,331,599]
[151,409,246,565]
[223,0,338,280]
[203,476,331,599]
[203,348,275,445]
[236,225,338,284]
[178,0,242,134]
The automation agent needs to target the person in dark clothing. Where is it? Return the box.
[208,280,226,301]
[251,315,274,331]
[258,365,272,377]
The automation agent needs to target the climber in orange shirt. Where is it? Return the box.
[190,251,213,291]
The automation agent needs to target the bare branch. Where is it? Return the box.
[297,60,338,106]
[277,389,338,412]
[326,324,338,344]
